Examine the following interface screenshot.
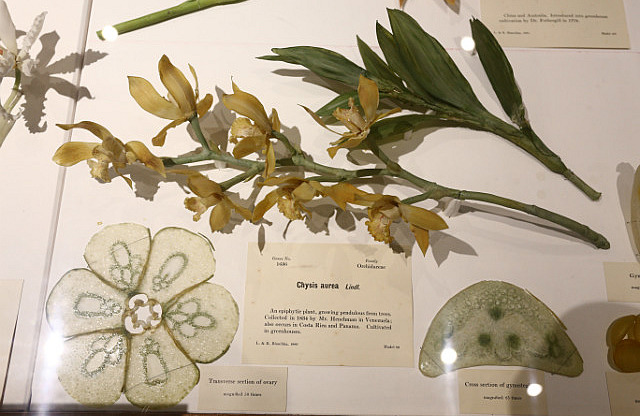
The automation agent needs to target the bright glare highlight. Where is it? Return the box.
[460,36,476,53]
[102,25,119,42]
[527,383,543,397]
[440,347,458,365]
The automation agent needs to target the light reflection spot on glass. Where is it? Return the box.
[527,383,543,397]
[460,36,476,53]
[102,26,119,42]
[440,347,458,364]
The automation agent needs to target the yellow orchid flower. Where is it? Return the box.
[222,82,280,177]
[321,182,367,210]
[252,176,324,222]
[303,75,400,158]
[53,121,165,187]
[169,168,252,232]
[352,192,448,255]
[128,55,213,146]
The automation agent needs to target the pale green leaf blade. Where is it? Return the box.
[470,18,527,127]
[356,36,404,89]
[387,9,484,112]
[259,46,364,87]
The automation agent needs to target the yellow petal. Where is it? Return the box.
[231,135,266,159]
[188,174,222,198]
[128,76,183,120]
[292,182,317,202]
[188,63,200,99]
[57,121,115,142]
[169,168,222,197]
[209,199,231,232]
[372,107,402,124]
[87,159,111,183]
[277,195,305,221]
[227,199,253,221]
[366,209,393,243]
[399,204,448,231]
[270,108,281,132]
[222,82,271,133]
[352,191,386,207]
[124,141,166,177]
[185,196,209,221]
[264,141,276,178]
[410,224,430,256]
[158,55,196,115]
[260,175,303,187]
[301,105,341,135]
[151,118,183,147]
[252,189,283,222]
[357,75,379,123]
[52,142,99,166]
[333,102,367,133]
[230,118,262,140]
[324,182,365,210]
[196,93,214,117]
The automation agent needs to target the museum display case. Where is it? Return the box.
[1,1,639,414]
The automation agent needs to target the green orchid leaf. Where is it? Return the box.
[259,46,364,87]
[470,18,527,127]
[315,90,359,117]
[356,36,404,90]
[375,21,439,109]
[367,113,472,145]
[387,9,485,113]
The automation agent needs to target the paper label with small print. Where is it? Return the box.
[480,0,629,49]
[242,242,413,367]
[0,280,23,398]
[603,262,640,303]
[458,369,548,415]
[605,371,640,416]
[197,366,287,412]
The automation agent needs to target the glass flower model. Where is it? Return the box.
[45,223,239,408]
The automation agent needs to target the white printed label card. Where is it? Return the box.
[603,262,640,303]
[481,0,629,49]
[606,372,640,416]
[458,368,548,415]
[242,242,413,367]
[198,366,287,412]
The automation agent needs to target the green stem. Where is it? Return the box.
[272,130,300,155]
[402,186,609,249]
[3,69,22,112]
[189,115,213,153]
[220,165,262,191]
[389,89,601,201]
[96,0,248,40]
[163,128,608,249]
[369,144,609,249]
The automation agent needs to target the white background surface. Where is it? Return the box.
[0,0,638,414]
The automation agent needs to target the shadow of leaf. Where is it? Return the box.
[430,231,478,266]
